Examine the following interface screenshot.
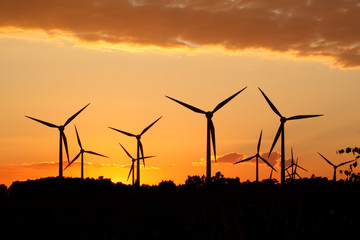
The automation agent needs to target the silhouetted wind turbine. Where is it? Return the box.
[285,148,308,180]
[65,126,108,179]
[166,87,247,182]
[25,103,90,178]
[109,116,161,186]
[258,88,323,184]
[234,130,277,182]
[318,152,355,181]
[119,143,155,185]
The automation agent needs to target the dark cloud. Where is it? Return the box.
[192,151,281,166]
[217,152,245,163]
[260,152,281,166]
[0,0,359,68]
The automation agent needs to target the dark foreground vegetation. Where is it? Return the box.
[1,173,359,240]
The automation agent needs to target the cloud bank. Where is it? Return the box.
[1,0,359,68]
[192,151,281,167]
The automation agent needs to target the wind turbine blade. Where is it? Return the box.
[270,168,273,179]
[212,87,247,113]
[84,151,108,158]
[295,172,302,179]
[64,103,90,127]
[140,116,162,136]
[294,158,298,174]
[294,162,308,172]
[62,132,70,163]
[285,168,292,178]
[64,152,81,170]
[269,124,282,156]
[338,159,356,167]
[259,156,278,172]
[287,114,323,121]
[258,88,282,118]
[257,130,263,154]
[109,127,136,137]
[74,125,83,149]
[209,119,216,161]
[119,143,134,160]
[285,164,294,171]
[139,140,145,167]
[25,116,58,128]
[291,147,294,165]
[127,162,134,181]
[233,155,256,164]
[318,152,335,167]
[142,156,155,159]
[165,96,206,114]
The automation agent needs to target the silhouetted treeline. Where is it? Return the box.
[1,173,360,240]
[2,172,360,200]
[0,173,360,240]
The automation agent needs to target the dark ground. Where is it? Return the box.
[0,178,359,240]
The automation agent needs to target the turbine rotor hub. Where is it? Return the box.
[136,135,141,140]
[59,125,64,131]
[280,117,287,123]
[206,111,213,118]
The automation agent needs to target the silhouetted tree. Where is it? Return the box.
[261,178,278,185]
[158,180,176,190]
[337,147,360,181]
[185,175,206,188]
[0,184,8,200]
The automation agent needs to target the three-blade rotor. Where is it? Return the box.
[318,152,356,168]
[109,116,161,167]
[65,125,108,171]
[259,88,323,157]
[234,130,277,172]
[166,87,247,164]
[25,103,90,170]
[119,143,155,182]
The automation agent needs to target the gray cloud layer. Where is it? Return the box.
[217,151,281,166]
[1,0,359,68]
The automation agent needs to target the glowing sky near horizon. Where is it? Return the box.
[1,0,360,186]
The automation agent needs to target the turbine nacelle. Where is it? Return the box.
[280,117,287,123]
[206,111,213,119]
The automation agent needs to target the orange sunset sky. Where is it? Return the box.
[1,0,360,186]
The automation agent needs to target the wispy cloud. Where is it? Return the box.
[2,161,159,170]
[0,0,359,68]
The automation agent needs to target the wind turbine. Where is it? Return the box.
[269,168,274,180]
[318,152,356,181]
[234,130,277,182]
[285,148,307,180]
[109,116,161,186]
[119,143,155,185]
[166,87,247,182]
[25,103,90,178]
[258,88,323,184]
[64,126,108,179]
